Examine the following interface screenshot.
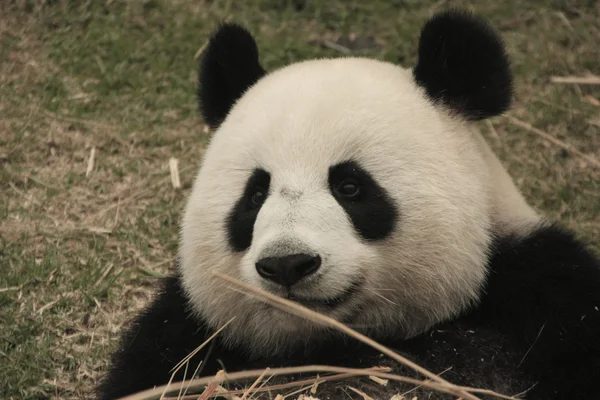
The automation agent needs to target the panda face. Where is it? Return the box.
[180,57,494,355]
[233,158,396,310]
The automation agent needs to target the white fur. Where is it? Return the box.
[470,127,541,236]
[180,57,523,355]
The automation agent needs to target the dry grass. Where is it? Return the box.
[0,1,598,399]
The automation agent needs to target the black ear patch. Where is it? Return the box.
[197,23,266,129]
[413,10,513,121]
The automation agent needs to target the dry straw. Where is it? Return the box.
[118,273,522,400]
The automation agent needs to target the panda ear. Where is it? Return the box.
[197,23,266,129]
[413,10,513,121]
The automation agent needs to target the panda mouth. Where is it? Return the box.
[286,277,364,309]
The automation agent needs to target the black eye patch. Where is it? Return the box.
[328,161,398,241]
[226,168,271,252]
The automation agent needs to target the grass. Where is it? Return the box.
[0,0,598,398]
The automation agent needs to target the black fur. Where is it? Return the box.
[328,160,398,241]
[413,10,513,121]
[197,23,266,129]
[226,168,271,252]
[472,226,600,399]
[96,225,600,399]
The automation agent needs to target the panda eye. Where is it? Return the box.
[337,180,360,198]
[251,188,267,206]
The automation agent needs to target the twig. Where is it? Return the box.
[504,115,600,169]
[512,382,539,398]
[159,318,235,400]
[84,226,112,235]
[255,372,275,394]
[120,271,521,400]
[518,323,546,367]
[583,95,600,107]
[198,370,226,400]
[550,75,600,85]
[181,360,205,399]
[37,297,60,315]
[169,157,181,189]
[125,364,520,400]
[554,11,574,32]
[86,147,96,178]
[136,260,171,278]
[48,268,58,284]
[95,263,115,287]
[368,375,388,386]
[241,368,270,400]
[170,317,236,373]
[113,196,121,228]
[95,55,107,74]
[322,40,351,54]
[282,384,312,399]
[176,361,190,400]
[166,367,389,400]
[310,374,320,394]
[485,120,500,140]
[194,40,209,59]
[212,272,482,400]
[0,286,21,293]
[400,366,452,397]
[123,366,454,400]
[347,386,375,400]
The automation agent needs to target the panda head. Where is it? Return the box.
[180,10,513,355]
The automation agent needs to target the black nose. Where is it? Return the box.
[255,254,321,287]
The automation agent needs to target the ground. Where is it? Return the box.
[0,0,598,399]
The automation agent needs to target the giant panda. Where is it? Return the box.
[96,10,600,400]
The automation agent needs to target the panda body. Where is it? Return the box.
[97,11,600,400]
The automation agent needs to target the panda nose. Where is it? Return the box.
[255,254,321,287]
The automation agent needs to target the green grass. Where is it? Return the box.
[0,0,598,398]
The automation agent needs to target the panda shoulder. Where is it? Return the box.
[486,224,600,300]
[474,223,600,394]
